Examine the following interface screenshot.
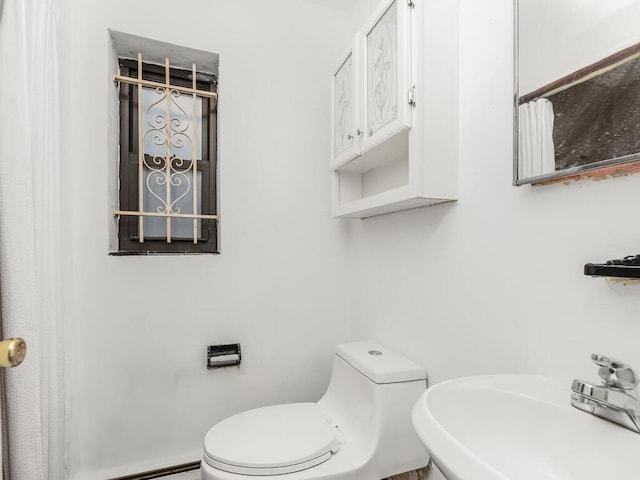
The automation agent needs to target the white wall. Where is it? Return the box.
[351,0,640,388]
[59,1,356,478]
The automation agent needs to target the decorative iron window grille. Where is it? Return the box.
[114,54,218,254]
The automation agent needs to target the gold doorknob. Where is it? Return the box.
[0,338,26,368]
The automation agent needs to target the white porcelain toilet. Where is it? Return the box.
[200,341,429,479]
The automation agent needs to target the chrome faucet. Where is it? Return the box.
[571,354,640,433]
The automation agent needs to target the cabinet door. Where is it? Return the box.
[360,0,412,154]
[331,39,360,170]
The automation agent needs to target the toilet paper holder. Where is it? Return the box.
[207,343,241,369]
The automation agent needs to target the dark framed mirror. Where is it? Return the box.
[515,0,640,185]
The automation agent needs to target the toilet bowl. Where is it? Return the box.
[200,341,429,480]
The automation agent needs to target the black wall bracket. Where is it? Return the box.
[585,255,640,279]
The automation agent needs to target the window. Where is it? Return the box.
[115,54,218,254]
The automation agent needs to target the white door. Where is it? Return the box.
[0,338,28,480]
[359,0,412,154]
[331,37,361,170]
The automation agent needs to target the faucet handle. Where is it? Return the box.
[591,354,639,390]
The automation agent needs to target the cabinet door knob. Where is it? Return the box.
[356,129,363,136]
[347,133,354,140]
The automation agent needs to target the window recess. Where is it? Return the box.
[114,53,218,254]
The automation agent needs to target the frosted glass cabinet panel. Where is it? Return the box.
[331,40,359,169]
[366,3,398,136]
[361,0,411,153]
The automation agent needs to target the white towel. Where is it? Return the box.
[518,98,556,178]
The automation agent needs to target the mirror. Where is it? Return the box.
[515,0,640,185]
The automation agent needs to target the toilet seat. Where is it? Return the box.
[203,403,340,476]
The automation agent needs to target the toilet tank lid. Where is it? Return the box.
[336,341,426,384]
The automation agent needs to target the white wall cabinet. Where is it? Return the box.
[330,0,459,218]
[331,0,411,172]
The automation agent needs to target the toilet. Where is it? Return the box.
[200,341,429,479]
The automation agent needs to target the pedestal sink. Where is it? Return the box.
[412,375,640,480]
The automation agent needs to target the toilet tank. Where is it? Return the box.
[334,341,426,385]
[317,341,428,476]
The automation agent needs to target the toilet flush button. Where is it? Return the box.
[368,350,383,356]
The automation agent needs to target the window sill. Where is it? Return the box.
[109,250,220,256]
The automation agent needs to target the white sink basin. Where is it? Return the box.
[412,375,640,480]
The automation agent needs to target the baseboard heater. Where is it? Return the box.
[108,460,200,480]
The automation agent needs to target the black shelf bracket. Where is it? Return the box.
[585,254,640,279]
